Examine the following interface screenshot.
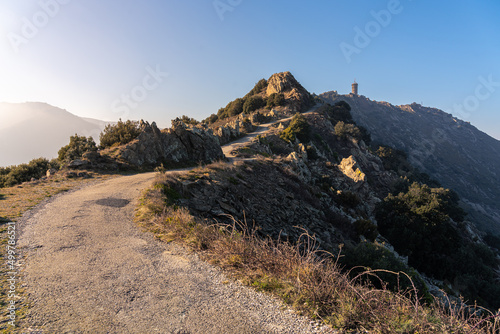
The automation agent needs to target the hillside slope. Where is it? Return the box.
[320,92,500,234]
[0,102,110,166]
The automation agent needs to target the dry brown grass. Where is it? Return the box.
[136,170,500,333]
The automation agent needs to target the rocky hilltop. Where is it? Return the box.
[266,71,313,112]
[320,92,500,234]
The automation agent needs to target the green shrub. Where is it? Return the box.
[204,113,219,124]
[58,134,97,162]
[334,121,362,141]
[342,241,422,294]
[243,96,266,114]
[376,182,500,309]
[266,93,285,108]
[319,101,353,123]
[0,158,59,188]
[99,119,141,149]
[353,219,378,241]
[178,115,199,126]
[216,98,245,120]
[336,190,360,208]
[280,113,310,143]
[214,79,267,120]
[244,78,267,98]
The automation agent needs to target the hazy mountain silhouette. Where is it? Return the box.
[0,102,110,167]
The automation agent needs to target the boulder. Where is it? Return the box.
[46,168,58,178]
[339,156,366,183]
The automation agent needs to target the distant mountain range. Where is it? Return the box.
[320,92,500,234]
[0,102,111,167]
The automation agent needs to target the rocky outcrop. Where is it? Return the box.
[213,115,256,146]
[339,156,366,183]
[117,120,224,167]
[321,92,500,234]
[266,72,313,112]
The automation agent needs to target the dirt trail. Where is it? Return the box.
[223,106,319,159]
[17,106,331,334]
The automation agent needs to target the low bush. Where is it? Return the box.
[203,113,219,124]
[177,115,199,126]
[99,119,141,149]
[319,101,353,123]
[334,121,362,141]
[243,96,266,114]
[353,219,378,241]
[376,182,500,309]
[0,158,59,188]
[266,93,285,108]
[335,190,360,209]
[58,134,97,162]
[341,241,424,294]
[244,78,267,98]
[280,113,310,143]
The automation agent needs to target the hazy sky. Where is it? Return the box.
[1,0,499,139]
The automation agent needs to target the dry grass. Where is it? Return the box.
[0,171,116,333]
[136,170,500,334]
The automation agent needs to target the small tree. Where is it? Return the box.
[99,119,141,149]
[280,113,310,143]
[266,93,285,108]
[334,121,362,141]
[243,96,265,114]
[58,134,97,162]
[244,79,267,98]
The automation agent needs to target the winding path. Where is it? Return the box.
[18,106,330,333]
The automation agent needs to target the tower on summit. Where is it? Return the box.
[351,80,358,96]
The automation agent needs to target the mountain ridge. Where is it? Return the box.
[320,91,500,234]
[0,102,111,167]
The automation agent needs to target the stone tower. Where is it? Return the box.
[351,80,358,95]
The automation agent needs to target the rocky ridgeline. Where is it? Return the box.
[69,120,224,170]
[321,91,500,234]
[118,120,223,166]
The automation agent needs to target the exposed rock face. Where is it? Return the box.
[321,92,500,234]
[266,72,313,112]
[339,156,366,183]
[212,115,256,146]
[116,120,224,167]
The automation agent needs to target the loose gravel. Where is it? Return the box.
[17,172,334,333]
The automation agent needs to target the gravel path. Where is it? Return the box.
[18,160,333,331]
[223,106,320,160]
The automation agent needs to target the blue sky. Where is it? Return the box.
[1,0,499,139]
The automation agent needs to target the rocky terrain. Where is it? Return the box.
[320,92,500,235]
[173,112,397,252]
[153,72,500,310]
[68,119,225,170]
